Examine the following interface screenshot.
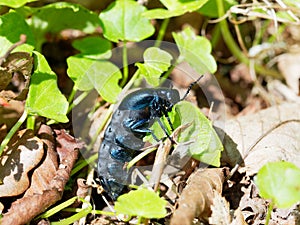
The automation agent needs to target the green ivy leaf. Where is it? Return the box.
[99,0,155,42]
[26,51,68,123]
[115,189,167,218]
[136,47,173,86]
[72,36,112,60]
[198,0,237,18]
[144,101,222,167]
[0,0,37,8]
[144,0,208,19]
[30,2,101,49]
[0,11,35,56]
[256,161,300,208]
[67,56,122,103]
[173,26,217,74]
[174,101,223,167]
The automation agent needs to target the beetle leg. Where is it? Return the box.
[156,118,174,143]
[164,111,174,131]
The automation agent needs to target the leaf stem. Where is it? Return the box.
[67,88,77,104]
[155,18,170,47]
[215,0,282,79]
[26,115,35,130]
[67,91,89,114]
[0,109,28,157]
[265,201,274,225]
[121,41,129,86]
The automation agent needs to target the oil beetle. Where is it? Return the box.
[97,76,203,200]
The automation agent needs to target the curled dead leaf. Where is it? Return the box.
[0,129,81,225]
[24,125,58,196]
[170,168,227,225]
[0,129,44,197]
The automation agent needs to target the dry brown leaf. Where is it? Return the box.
[277,52,300,94]
[0,70,12,90]
[170,168,227,225]
[0,129,44,197]
[230,208,247,225]
[217,103,300,176]
[0,129,81,225]
[0,91,24,129]
[209,191,231,225]
[24,125,58,196]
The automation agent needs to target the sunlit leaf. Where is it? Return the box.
[144,0,208,19]
[30,2,101,49]
[72,36,112,60]
[174,101,223,167]
[198,0,237,18]
[115,189,167,218]
[256,161,300,208]
[99,0,155,42]
[26,52,69,122]
[67,56,122,103]
[136,47,173,86]
[0,0,37,8]
[173,26,217,74]
[0,11,35,56]
[145,101,222,167]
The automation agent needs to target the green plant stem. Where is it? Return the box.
[67,88,77,104]
[265,201,274,225]
[155,18,170,47]
[63,208,115,216]
[26,115,35,130]
[0,110,28,157]
[67,91,89,114]
[216,0,247,64]
[215,0,282,79]
[121,41,129,87]
[71,153,97,176]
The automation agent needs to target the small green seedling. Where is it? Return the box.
[255,161,300,225]
[114,188,167,224]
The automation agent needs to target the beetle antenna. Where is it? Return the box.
[180,75,204,101]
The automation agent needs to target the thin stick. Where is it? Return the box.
[0,34,27,66]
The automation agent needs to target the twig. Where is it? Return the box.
[0,34,27,66]
[149,123,192,192]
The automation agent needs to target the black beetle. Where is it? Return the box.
[97,77,202,200]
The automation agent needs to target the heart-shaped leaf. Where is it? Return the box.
[99,0,155,42]
[173,26,217,74]
[26,51,69,122]
[136,47,173,86]
[0,11,35,56]
[115,189,167,218]
[67,55,122,103]
[256,161,300,208]
[145,101,223,167]
[174,101,223,167]
[29,2,101,49]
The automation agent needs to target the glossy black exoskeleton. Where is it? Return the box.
[97,77,202,200]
